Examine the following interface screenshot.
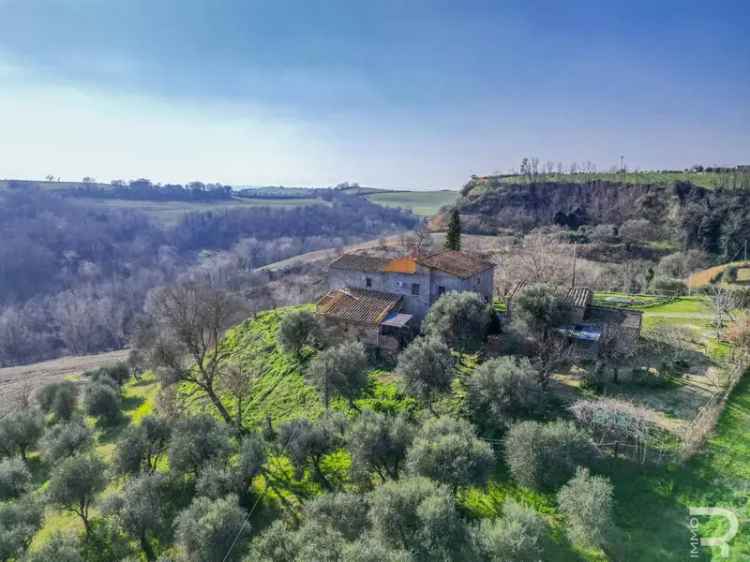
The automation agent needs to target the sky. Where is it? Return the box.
[1,0,748,190]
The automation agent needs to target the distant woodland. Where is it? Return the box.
[0,189,418,366]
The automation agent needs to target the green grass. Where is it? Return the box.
[488,171,747,190]
[69,196,321,226]
[364,190,459,216]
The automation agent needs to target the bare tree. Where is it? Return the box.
[220,361,260,433]
[139,283,248,426]
[708,286,737,339]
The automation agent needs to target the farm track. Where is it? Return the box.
[0,349,129,416]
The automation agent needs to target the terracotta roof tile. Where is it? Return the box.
[317,287,402,325]
[417,250,494,278]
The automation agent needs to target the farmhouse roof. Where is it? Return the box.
[565,287,593,308]
[416,250,494,278]
[316,287,402,325]
[588,306,643,331]
[329,254,392,273]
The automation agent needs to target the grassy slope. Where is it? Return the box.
[364,190,459,216]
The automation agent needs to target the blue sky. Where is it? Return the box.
[1,0,748,189]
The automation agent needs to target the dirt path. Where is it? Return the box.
[0,349,130,416]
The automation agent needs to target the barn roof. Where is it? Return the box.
[588,306,643,330]
[416,250,494,278]
[316,287,402,325]
[329,254,392,273]
[565,287,593,308]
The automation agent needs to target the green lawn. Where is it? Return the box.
[70,196,321,226]
[364,190,459,216]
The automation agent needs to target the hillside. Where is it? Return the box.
[433,176,750,260]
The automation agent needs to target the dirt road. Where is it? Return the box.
[0,349,130,416]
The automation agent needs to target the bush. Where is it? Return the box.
[558,467,616,550]
[86,363,130,386]
[40,420,94,463]
[84,383,122,426]
[472,500,550,562]
[0,457,31,500]
[406,416,495,490]
[504,420,594,490]
[396,336,455,412]
[422,292,492,351]
[465,356,544,434]
[649,276,687,295]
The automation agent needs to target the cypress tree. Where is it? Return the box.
[445,209,461,251]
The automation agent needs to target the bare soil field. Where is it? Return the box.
[0,349,129,416]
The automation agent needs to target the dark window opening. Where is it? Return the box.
[411,283,420,296]
[438,286,446,296]
[366,277,372,288]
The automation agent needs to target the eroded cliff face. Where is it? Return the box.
[431,178,708,234]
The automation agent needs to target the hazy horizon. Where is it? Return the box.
[1,0,748,190]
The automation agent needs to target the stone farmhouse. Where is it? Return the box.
[316,250,495,352]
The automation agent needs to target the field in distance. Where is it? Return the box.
[362,189,459,216]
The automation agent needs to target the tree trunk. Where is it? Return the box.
[204,385,233,426]
[140,533,156,561]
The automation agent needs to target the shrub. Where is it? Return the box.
[0,457,31,501]
[504,420,594,490]
[406,416,495,490]
[558,467,616,550]
[396,336,455,412]
[472,500,550,562]
[84,383,122,426]
[422,292,492,351]
[465,356,544,434]
[86,363,130,386]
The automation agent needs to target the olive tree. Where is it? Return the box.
[278,417,344,491]
[40,421,94,463]
[105,473,170,561]
[472,500,550,562]
[405,416,495,491]
[0,498,43,561]
[307,341,369,410]
[0,409,44,463]
[347,411,414,483]
[24,532,84,562]
[174,495,249,562]
[83,382,122,426]
[46,454,107,536]
[138,283,248,426]
[510,283,572,341]
[113,415,171,475]
[422,292,492,351]
[0,457,31,501]
[303,492,370,541]
[558,468,617,551]
[278,310,321,358]
[35,381,79,421]
[465,356,545,434]
[168,415,232,478]
[368,476,469,561]
[396,336,455,414]
[504,420,594,490]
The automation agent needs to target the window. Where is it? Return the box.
[366,277,372,288]
[411,283,420,296]
[437,286,446,296]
